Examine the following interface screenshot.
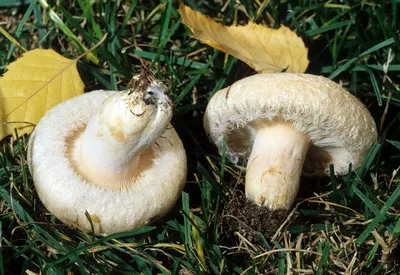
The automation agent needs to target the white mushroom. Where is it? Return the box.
[28,67,187,235]
[204,73,377,210]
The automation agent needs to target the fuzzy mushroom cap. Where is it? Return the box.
[28,91,187,235]
[203,73,377,175]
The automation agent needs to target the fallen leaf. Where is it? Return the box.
[179,3,309,73]
[0,49,84,140]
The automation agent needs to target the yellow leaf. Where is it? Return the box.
[0,49,84,140]
[178,3,309,73]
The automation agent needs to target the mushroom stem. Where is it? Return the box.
[69,79,173,190]
[245,123,310,209]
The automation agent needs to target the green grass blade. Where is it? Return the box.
[0,185,34,223]
[366,68,382,106]
[174,75,202,105]
[306,20,352,36]
[158,0,172,51]
[330,38,395,79]
[386,140,400,150]
[316,244,331,275]
[58,5,92,42]
[133,50,206,70]
[353,186,380,216]
[33,1,45,44]
[356,184,400,244]
[366,241,380,267]
[357,144,381,178]
[181,192,195,266]
[6,0,36,59]
[38,0,99,64]
[76,0,102,39]
[48,226,155,266]
[322,64,400,73]
[0,0,33,6]
[392,216,400,239]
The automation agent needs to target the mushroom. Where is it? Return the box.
[28,67,187,235]
[203,73,377,210]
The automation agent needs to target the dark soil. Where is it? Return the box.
[219,184,288,243]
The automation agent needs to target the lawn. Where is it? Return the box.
[1,0,399,274]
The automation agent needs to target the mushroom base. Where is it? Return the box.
[246,123,310,209]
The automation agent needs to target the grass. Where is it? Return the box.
[1,0,400,274]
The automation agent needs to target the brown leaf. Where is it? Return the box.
[179,3,309,73]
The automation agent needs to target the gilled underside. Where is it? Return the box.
[65,126,158,191]
[204,73,377,211]
[226,119,334,175]
[222,118,351,209]
[204,73,378,178]
[62,66,174,191]
[28,67,187,234]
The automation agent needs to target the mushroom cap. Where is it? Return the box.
[203,73,377,175]
[28,91,187,235]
